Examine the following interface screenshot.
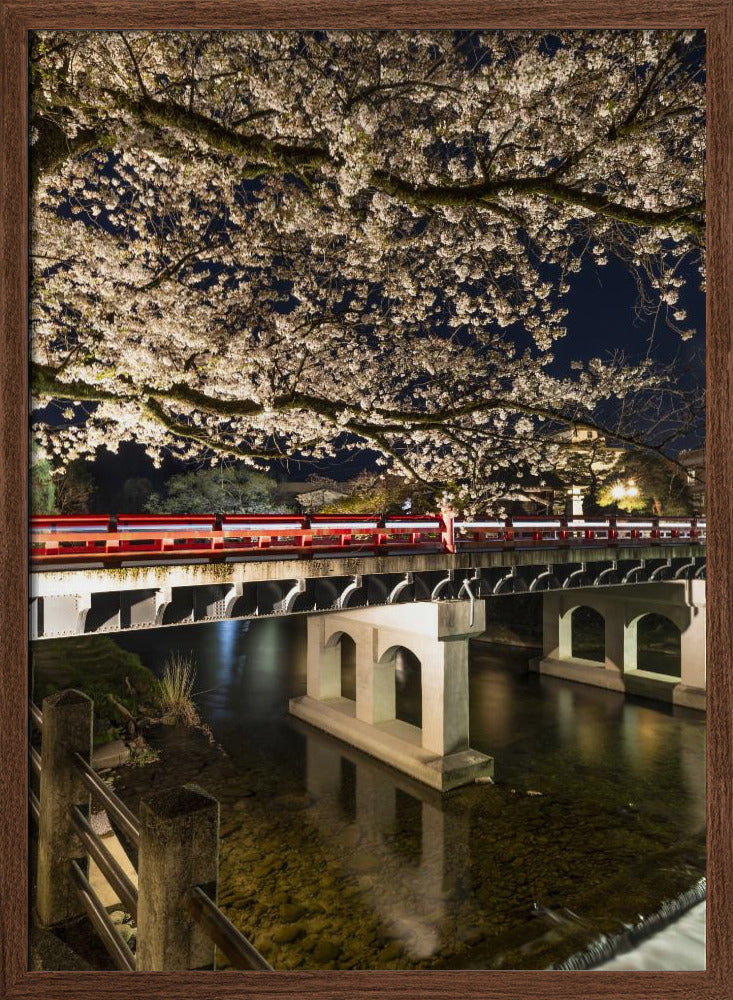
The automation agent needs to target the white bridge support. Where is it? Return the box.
[290,601,493,791]
[532,580,706,711]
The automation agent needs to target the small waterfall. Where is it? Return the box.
[552,877,706,970]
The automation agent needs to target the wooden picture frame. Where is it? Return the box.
[1,3,730,998]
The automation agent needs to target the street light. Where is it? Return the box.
[610,479,640,502]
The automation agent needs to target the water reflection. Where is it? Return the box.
[467,645,705,834]
[299,721,467,958]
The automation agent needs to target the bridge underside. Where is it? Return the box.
[30,545,705,640]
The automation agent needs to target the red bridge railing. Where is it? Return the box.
[30,514,706,567]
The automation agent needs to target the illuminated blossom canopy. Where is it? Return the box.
[30,29,705,506]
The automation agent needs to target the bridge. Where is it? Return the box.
[31,514,707,791]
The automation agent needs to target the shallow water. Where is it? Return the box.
[107,615,705,970]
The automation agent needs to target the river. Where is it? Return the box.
[106,614,705,970]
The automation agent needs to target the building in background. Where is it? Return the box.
[275,480,349,513]
[678,448,706,513]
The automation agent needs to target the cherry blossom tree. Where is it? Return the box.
[29,29,705,508]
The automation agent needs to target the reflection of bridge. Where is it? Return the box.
[297,718,469,960]
[30,515,706,791]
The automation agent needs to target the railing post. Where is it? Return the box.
[36,689,93,927]
[136,784,219,971]
[440,508,455,554]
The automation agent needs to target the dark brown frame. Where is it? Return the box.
[1,3,730,997]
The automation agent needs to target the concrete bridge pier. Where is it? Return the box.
[290,602,493,791]
[533,581,706,711]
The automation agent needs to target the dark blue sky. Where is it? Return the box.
[557,255,704,373]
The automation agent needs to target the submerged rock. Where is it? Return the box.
[312,939,340,962]
[280,903,307,923]
[272,923,305,944]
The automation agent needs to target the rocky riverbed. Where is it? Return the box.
[107,718,705,971]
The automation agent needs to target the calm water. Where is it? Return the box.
[108,614,706,970]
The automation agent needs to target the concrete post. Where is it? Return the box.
[36,689,93,927]
[421,640,470,756]
[306,615,341,701]
[355,628,396,724]
[604,602,626,672]
[557,607,573,660]
[680,605,706,689]
[542,592,562,659]
[136,784,219,971]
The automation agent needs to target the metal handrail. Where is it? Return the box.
[186,886,273,971]
[69,805,138,917]
[30,790,40,825]
[69,860,136,972]
[30,702,43,730]
[72,752,140,849]
[30,746,41,777]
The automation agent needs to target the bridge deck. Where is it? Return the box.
[31,543,703,598]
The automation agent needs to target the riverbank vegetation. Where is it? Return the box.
[32,635,159,745]
[32,636,205,747]
[158,652,200,726]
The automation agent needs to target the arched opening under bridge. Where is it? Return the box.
[635,614,682,678]
[339,633,357,701]
[392,646,422,729]
[571,606,605,663]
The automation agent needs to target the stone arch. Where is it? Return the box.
[493,570,528,595]
[225,583,258,619]
[365,576,390,606]
[530,569,560,592]
[649,561,673,581]
[622,562,647,584]
[335,577,363,609]
[431,574,456,600]
[388,574,414,604]
[412,575,434,601]
[673,561,697,580]
[312,578,340,610]
[594,565,620,586]
[256,581,289,615]
[625,612,682,677]
[160,589,194,626]
[563,566,590,588]
[380,643,422,729]
[324,626,359,650]
[274,579,308,614]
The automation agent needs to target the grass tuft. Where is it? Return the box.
[158,652,200,726]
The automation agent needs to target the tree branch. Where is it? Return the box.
[32,361,691,477]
